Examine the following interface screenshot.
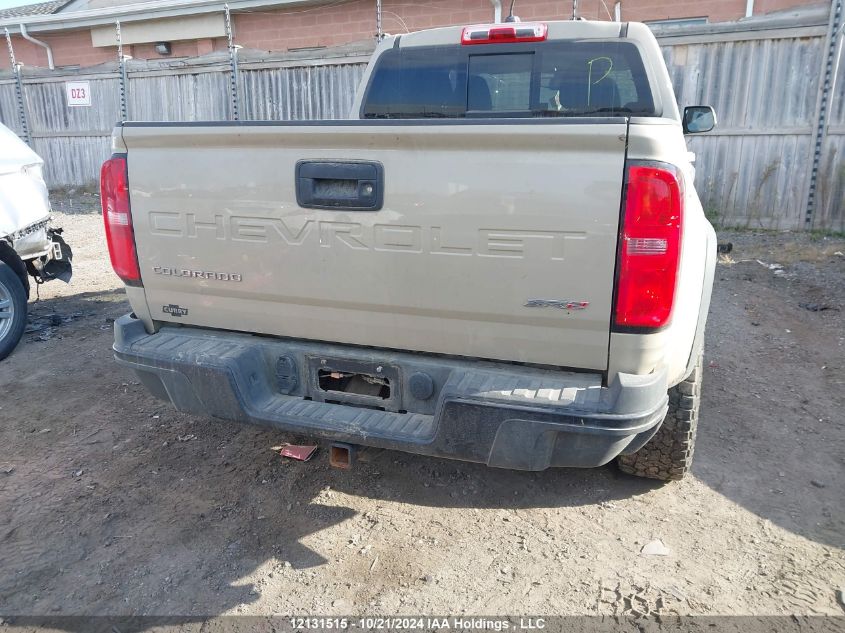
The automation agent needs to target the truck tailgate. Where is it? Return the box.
[122,121,626,371]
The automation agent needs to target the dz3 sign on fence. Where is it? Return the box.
[65,81,91,107]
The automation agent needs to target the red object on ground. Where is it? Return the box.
[278,444,318,461]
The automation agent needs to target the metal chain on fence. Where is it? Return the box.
[224,4,240,121]
[4,27,31,145]
[116,20,128,121]
[805,0,843,228]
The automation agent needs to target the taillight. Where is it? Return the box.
[100,155,141,286]
[461,23,547,45]
[613,162,684,331]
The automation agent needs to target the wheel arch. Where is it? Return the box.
[0,240,30,298]
[683,223,717,381]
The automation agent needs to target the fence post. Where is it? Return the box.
[224,4,240,121]
[805,0,843,229]
[4,27,31,146]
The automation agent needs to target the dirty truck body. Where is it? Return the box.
[106,20,717,480]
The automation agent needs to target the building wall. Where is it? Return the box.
[6,0,825,69]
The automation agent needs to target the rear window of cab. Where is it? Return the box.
[361,40,656,119]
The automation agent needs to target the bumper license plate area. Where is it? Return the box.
[308,356,400,411]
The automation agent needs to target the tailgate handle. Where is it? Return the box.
[296,160,384,211]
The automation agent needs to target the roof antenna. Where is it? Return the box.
[572,0,579,20]
[504,0,520,22]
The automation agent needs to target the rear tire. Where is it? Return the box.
[616,351,702,482]
[0,262,27,361]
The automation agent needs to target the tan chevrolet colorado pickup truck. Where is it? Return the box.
[103,19,717,481]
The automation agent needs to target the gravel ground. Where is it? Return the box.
[0,203,843,624]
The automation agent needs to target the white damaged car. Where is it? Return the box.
[0,123,72,360]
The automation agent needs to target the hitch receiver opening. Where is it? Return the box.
[329,442,356,469]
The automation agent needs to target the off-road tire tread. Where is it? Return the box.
[616,352,702,482]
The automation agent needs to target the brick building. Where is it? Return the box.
[0,0,828,69]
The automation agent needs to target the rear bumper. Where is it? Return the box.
[113,314,668,471]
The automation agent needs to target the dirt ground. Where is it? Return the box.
[1,199,844,621]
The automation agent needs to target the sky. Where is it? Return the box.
[0,0,44,10]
